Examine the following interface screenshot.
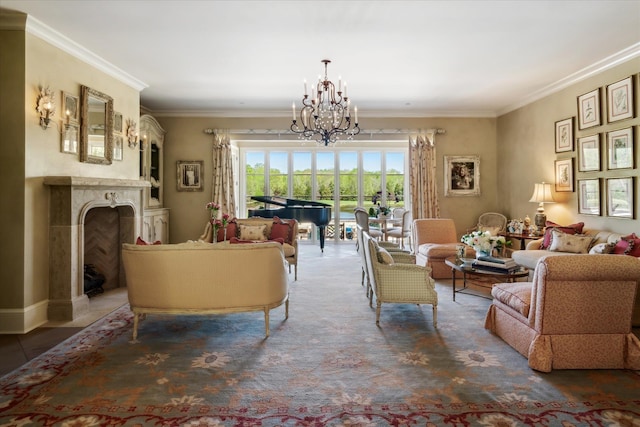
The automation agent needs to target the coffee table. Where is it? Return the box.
[445,256,529,301]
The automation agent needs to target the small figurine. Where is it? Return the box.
[523,215,531,229]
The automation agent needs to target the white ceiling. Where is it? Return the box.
[3,0,640,118]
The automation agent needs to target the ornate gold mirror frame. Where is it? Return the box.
[80,85,113,165]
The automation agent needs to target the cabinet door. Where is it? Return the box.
[153,212,170,243]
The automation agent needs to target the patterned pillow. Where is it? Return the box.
[540,221,585,249]
[376,246,394,265]
[548,229,592,253]
[612,238,636,256]
[239,224,268,241]
[588,242,616,254]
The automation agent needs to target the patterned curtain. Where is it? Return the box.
[211,130,236,217]
[409,132,439,220]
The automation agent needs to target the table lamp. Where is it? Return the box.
[529,182,555,235]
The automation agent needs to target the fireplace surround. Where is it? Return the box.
[44,177,149,321]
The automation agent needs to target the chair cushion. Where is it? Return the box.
[548,229,593,254]
[417,243,457,258]
[491,282,532,318]
[377,246,394,265]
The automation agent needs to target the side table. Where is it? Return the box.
[500,232,541,250]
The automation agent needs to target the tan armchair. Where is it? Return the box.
[485,254,640,372]
[354,207,383,240]
[386,209,412,250]
[413,218,473,279]
[363,230,438,326]
[474,212,507,235]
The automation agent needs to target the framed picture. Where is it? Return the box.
[444,155,480,197]
[577,134,600,172]
[114,112,123,133]
[554,158,574,192]
[62,91,79,124]
[606,127,634,170]
[606,177,635,218]
[112,135,123,161]
[606,76,634,123]
[60,123,79,154]
[577,88,601,130]
[555,117,574,153]
[578,178,601,216]
[177,160,204,192]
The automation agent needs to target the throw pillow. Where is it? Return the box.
[548,229,593,254]
[540,221,585,249]
[239,224,268,241]
[376,246,394,265]
[216,219,238,242]
[271,216,294,243]
[612,238,636,256]
[588,242,616,254]
[136,236,161,245]
[627,237,640,257]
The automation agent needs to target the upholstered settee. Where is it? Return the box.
[199,216,299,280]
[484,254,640,372]
[511,224,640,325]
[121,241,289,339]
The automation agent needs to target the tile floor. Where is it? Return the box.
[0,288,128,377]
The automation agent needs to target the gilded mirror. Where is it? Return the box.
[80,85,113,164]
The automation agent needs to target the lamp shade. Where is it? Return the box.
[529,182,555,204]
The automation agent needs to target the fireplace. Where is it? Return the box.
[44,177,149,321]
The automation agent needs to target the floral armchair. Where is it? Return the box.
[484,254,640,372]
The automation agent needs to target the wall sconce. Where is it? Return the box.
[529,182,555,235]
[36,86,56,130]
[126,118,139,148]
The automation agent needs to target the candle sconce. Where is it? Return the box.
[36,86,56,130]
[126,118,139,149]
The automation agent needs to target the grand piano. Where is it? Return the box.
[248,196,332,251]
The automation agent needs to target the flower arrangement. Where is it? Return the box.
[206,202,220,219]
[460,230,506,257]
[368,204,391,217]
[206,203,233,241]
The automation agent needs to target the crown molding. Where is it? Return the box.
[24,15,148,92]
[498,42,640,117]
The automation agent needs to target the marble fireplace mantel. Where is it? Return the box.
[44,176,150,321]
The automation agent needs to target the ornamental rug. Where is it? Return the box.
[1,245,639,426]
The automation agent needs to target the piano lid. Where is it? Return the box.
[250,196,331,207]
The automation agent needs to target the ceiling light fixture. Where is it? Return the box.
[290,59,360,146]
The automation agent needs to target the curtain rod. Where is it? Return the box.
[203,128,445,137]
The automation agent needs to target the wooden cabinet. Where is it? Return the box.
[139,115,166,209]
[142,208,170,243]
[139,115,169,242]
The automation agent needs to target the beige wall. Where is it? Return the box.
[497,58,639,235]
[0,12,141,332]
[157,116,498,244]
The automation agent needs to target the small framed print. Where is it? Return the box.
[444,155,480,197]
[555,117,574,153]
[62,91,79,124]
[577,134,600,172]
[578,178,600,216]
[61,123,79,154]
[606,177,635,219]
[554,158,574,192]
[177,160,204,192]
[112,135,123,161]
[114,112,123,133]
[577,88,601,130]
[606,127,634,170]
[606,76,634,123]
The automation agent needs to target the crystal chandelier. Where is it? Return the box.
[290,59,360,146]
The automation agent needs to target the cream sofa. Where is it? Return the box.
[199,216,299,280]
[121,241,289,339]
[485,254,640,372]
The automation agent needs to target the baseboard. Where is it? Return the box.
[0,299,49,334]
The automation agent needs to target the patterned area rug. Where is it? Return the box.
[2,245,639,426]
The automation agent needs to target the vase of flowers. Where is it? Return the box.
[460,230,506,258]
[206,202,220,220]
[221,213,230,241]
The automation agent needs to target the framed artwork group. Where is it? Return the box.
[557,73,637,219]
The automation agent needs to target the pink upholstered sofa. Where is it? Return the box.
[484,254,640,372]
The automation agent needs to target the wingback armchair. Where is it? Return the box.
[413,218,474,279]
[484,254,640,372]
